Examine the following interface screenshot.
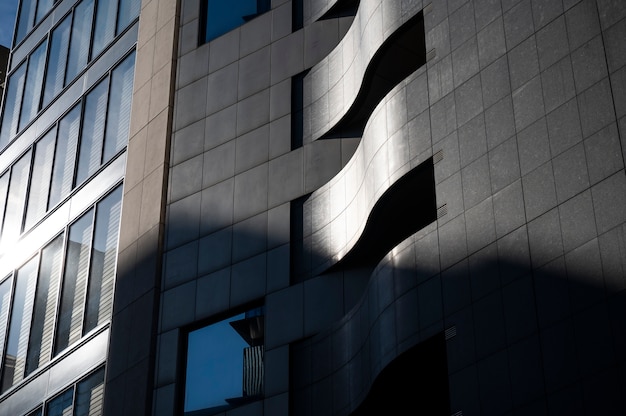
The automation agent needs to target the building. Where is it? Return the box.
[0,0,624,415]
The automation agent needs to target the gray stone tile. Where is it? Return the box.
[611,66,626,119]
[512,75,545,131]
[603,18,626,73]
[161,281,196,331]
[408,110,432,160]
[170,154,203,202]
[172,119,204,165]
[237,89,271,135]
[205,104,237,150]
[437,172,464,223]
[240,11,271,57]
[200,179,234,235]
[541,56,576,113]
[267,245,290,293]
[591,171,626,234]
[596,0,626,29]
[266,285,303,349]
[439,214,468,270]
[489,135,521,193]
[474,0,503,30]
[459,113,488,167]
[231,254,267,306]
[196,268,231,319]
[481,55,511,108]
[536,16,570,71]
[234,163,269,221]
[235,124,270,173]
[426,16,451,64]
[493,179,526,238]
[167,192,201,249]
[465,198,496,255]
[559,190,597,252]
[565,0,601,50]
[577,78,615,138]
[522,159,558,221]
[571,36,608,94]
[528,208,564,267]
[503,0,535,49]
[517,117,551,175]
[238,46,271,100]
[232,212,268,263]
[531,0,564,29]
[598,224,626,294]
[546,98,583,156]
[428,55,454,104]
[176,77,207,129]
[202,141,236,188]
[485,96,516,150]
[497,224,531,282]
[508,35,539,92]
[434,131,461,183]
[455,74,483,127]
[584,123,624,185]
[197,228,233,274]
[449,1,477,51]
[552,143,590,203]
[270,31,304,84]
[430,93,457,143]
[209,28,240,72]
[452,37,480,87]
[206,62,239,116]
[407,72,430,120]
[462,154,492,209]
[163,241,198,289]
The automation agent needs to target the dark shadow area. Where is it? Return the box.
[351,332,450,416]
[322,11,426,139]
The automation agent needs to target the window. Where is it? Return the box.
[199,0,270,44]
[184,306,265,415]
[0,0,139,150]
[0,185,123,387]
[45,367,105,416]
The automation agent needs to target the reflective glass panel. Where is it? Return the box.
[201,0,270,43]
[35,0,54,23]
[66,0,95,83]
[185,307,265,414]
[1,257,39,393]
[24,128,56,229]
[49,105,80,208]
[0,278,13,383]
[46,387,73,416]
[117,0,140,33]
[19,40,47,130]
[75,78,108,186]
[15,0,36,44]
[74,367,105,416]
[84,186,122,333]
[103,51,135,162]
[54,209,93,355]
[92,0,117,57]
[26,233,64,375]
[0,63,26,148]
[0,173,9,239]
[43,15,71,108]
[0,150,32,252]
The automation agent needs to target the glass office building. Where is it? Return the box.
[0,0,625,415]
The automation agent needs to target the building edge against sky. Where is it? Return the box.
[0,0,625,416]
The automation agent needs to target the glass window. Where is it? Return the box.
[184,307,265,415]
[1,257,39,393]
[49,105,81,209]
[92,0,117,58]
[66,0,95,83]
[0,62,26,148]
[54,209,93,355]
[84,186,122,333]
[0,150,32,252]
[103,51,135,162]
[43,15,71,108]
[19,40,48,131]
[35,0,54,24]
[24,128,56,230]
[0,278,13,384]
[25,233,64,376]
[0,173,9,239]
[46,367,104,416]
[117,0,141,34]
[15,0,36,44]
[75,78,108,186]
[200,0,270,44]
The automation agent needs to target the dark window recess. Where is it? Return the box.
[350,332,450,415]
[292,0,303,31]
[289,193,311,283]
[291,70,309,150]
[199,0,270,45]
[322,10,426,139]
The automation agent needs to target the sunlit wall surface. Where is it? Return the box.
[0,0,139,413]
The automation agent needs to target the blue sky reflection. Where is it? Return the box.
[185,312,247,412]
[0,0,18,47]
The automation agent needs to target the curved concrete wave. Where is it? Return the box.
[302,0,425,143]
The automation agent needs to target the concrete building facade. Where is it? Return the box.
[0,0,625,415]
